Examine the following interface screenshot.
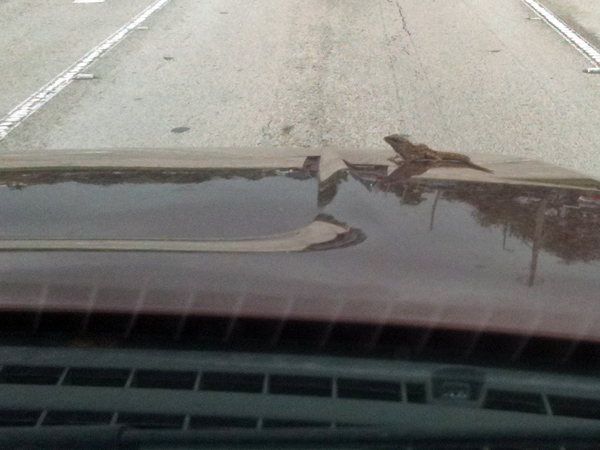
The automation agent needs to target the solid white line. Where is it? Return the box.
[522,0,600,66]
[0,0,173,141]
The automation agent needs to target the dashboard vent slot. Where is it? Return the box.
[0,365,63,385]
[189,416,259,429]
[43,410,113,426]
[116,413,185,429]
[549,395,600,420]
[406,383,427,403]
[483,389,545,414]
[63,368,130,387]
[200,371,264,393]
[262,419,331,428]
[268,375,332,397]
[337,378,401,401]
[0,409,41,426]
[132,369,196,390]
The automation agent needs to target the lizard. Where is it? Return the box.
[384,134,493,173]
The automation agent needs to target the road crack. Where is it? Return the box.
[393,0,411,36]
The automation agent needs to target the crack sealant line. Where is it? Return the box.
[522,0,600,67]
[0,0,173,141]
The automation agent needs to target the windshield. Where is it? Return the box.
[1,0,600,178]
[1,0,600,446]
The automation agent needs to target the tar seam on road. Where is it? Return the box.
[0,0,173,141]
[522,0,600,67]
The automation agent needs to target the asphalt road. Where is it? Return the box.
[542,0,600,50]
[2,0,600,179]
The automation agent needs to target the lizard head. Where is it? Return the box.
[384,134,411,146]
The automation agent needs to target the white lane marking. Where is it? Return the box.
[73,0,106,3]
[522,0,600,66]
[0,0,172,141]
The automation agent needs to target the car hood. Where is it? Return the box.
[0,148,598,342]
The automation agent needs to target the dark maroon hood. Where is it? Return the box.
[0,151,598,342]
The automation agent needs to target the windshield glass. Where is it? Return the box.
[1,0,600,179]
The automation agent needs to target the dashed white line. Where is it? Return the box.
[0,0,173,141]
[522,0,600,67]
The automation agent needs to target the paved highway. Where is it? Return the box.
[1,0,600,179]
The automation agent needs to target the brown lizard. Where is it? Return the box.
[384,134,493,173]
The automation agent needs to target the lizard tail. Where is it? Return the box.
[466,161,494,173]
